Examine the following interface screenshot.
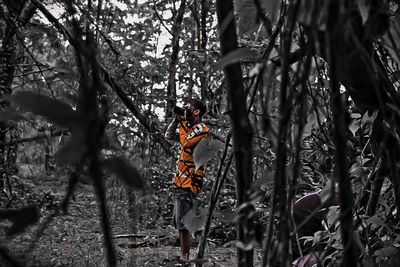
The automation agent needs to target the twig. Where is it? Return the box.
[113,233,167,239]
[72,2,120,58]
[326,1,358,264]
[3,129,67,146]
[262,1,300,265]
[31,0,171,153]
[152,0,173,36]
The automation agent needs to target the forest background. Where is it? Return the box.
[1,0,400,266]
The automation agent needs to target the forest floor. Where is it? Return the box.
[0,169,262,266]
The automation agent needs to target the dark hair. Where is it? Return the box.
[188,98,207,118]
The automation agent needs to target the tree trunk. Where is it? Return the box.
[0,2,37,192]
[215,1,254,266]
[0,24,17,190]
[325,2,360,265]
[199,0,209,101]
[322,0,400,216]
[166,0,187,118]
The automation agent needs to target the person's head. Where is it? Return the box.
[184,98,207,125]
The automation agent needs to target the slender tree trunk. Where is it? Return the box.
[328,0,400,216]
[199,0,208,100]
[166,0,187,118]
[272,3,301,266]
[0,2,37,191]
[0,24,17,189]
[327,2,358,265]
[215,1,254,266]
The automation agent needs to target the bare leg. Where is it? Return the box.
[179,229,191,261]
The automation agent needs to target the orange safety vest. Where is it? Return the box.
[174,121,209,195]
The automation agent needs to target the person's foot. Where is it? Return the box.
[179,254,189,262]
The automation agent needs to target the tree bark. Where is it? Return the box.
[323,0,400,216]
[326,1,358,265]
[215,1,254,266]
[166,0,187,118]
[199,0,209,100]
[0,1,37,191]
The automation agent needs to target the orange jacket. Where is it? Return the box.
[174,121,209,195]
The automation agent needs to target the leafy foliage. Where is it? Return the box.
[0,0,400,266]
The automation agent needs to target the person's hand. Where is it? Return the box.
[176,114,185,122]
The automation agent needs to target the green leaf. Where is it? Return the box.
[216,48,258,69]
[103,156,144,189]
[349,118,360,137]
[193,137,223,169]
[0,205,39,236]
[366,214,385,228]
[0,109,26,122]
[374,246,399,262]
[360,110,378,132]
[182,207,207,237]
[7,91,82,129]
[326,206,340,229]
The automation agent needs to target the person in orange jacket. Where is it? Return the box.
[164,98,209,262]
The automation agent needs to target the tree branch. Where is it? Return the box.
[31,0,171,153]
[3,129,67,146]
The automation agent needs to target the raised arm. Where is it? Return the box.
[164,118,179,140]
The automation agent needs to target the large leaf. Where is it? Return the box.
[216,48,258,69]
[193,137,223,169]
[262,0,280,26]
[7,91,82,129]
[348,117,361,137]
[236,0,280,35]
[0,205,39,236]
[0,109,26,122]
[374,246,399,263]
[365,214,386,229]
[54,131,86,164]
[360,110,378,134]
[326,206,340,229]
[182,207,208,237]
[236,0,259,35]
[102,156,144,189]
